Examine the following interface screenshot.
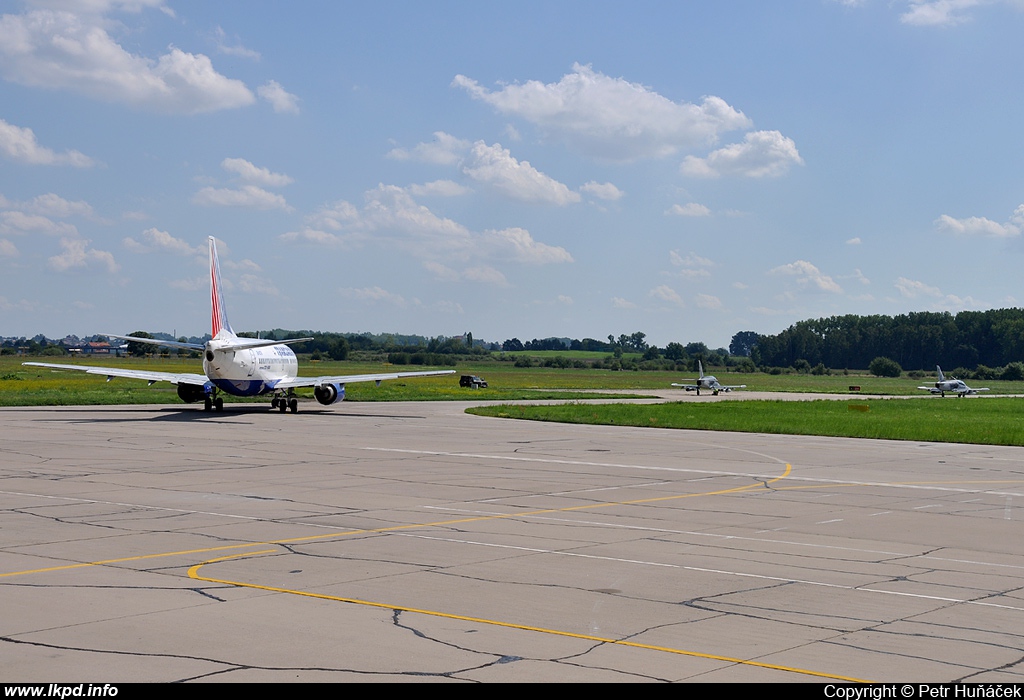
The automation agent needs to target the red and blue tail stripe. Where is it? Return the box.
[209,236,233,338]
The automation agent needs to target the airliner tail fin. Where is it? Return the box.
[209,236,233,338]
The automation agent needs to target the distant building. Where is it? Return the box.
[82,341,111,355]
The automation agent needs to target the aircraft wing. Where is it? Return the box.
[23,362,210,386]
[719,385,746,391]
[918,386,942,394]
[671,383,698,390]
[275,369,455,389]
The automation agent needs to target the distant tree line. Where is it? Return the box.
[753,310,1024,371]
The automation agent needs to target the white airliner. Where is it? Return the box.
[671,360,745,396]
[917,365,988,398]
[25,237,454,413]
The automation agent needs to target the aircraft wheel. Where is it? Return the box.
[204,397,212,412]
[215,398,224,412]
[271,398,279,409]
[279,401,287,413]
[289,398,298,413]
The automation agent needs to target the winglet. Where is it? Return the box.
[209,236,233,338]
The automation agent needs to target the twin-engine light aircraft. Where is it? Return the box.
[671,360,745,396]
[25,237,454,413]
[917,365,988,398]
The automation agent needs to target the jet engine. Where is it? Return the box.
[314,383,345,405]
[177,383,209,403]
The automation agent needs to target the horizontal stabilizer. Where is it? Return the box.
[216,337,314,351]
[106,334,205,351]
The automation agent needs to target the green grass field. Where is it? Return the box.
[7,355,1024,446]
[1,356,645,405]
[5,355,1024,405]
[467,397,1024,446]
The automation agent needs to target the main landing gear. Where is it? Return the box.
[203,395,224,412]
[271,394,298,413]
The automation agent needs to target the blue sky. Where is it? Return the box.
[2,0,1023,349]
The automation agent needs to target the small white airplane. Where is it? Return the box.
[25,237,454,413]
[671,361,745,396]
[917,365,988,398]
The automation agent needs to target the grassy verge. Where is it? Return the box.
[467,397,1024,446]
[6,355,1024,406]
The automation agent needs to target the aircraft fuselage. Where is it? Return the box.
[203,342,299,397]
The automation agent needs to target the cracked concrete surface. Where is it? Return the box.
[2,401,1024,682]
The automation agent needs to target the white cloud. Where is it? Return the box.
[935,206,1022,238]
[846,237,862,245]
[681,130,804,178]
[408,179,470,197]
[894,277,942,299]
[0,238,17,257]
[462,141,580,205]
[193,185,291,211]
[695,293,723,310]
[283,185,572,273]
[421,260,508,286]
[422,260,461,282]
[340,286,407,306]
[0,211,78,236]
[670,250,714,279]
[214,26,260,60]
[666,202,711,217]
[257,80,300,114]
[123,227,202,255]
[670,250,714,268]
[649,284,685,307]
[279,227,358,248]
[847,268,871,285]
[170,276,206,292]
[48,237,118,273]
[611,297,637,309]
[0,118,94,166]
[894,276,979,309]
[237,273,278,296]
[221,157,293,187]
[901,0,985,26]
[770,260,843,293]
[30,194,94,218]
[463,265,509,286]
[482,227,573,264]
[557,295,573,305]
[0,295,36,311]
[224,258,261,272]
[579,181,624,201]
[0,8,255,114]
[454,63,751,161]
[387,131,470,165]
